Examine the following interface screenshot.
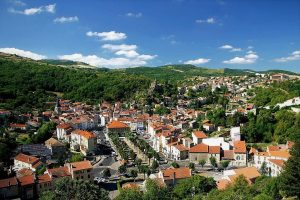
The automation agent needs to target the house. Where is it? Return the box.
[56,123,72,142]
[37,174,53,194]
[189,143,221,164]
[18,175,36,200]
[202,137,230,151]
[47,166,71,179]
[107,120,130,136]
[70,130,96,155]
[158,167,192,187]
[9,123,27,131]
[270,73,289,82]
[202,122,215,132]
[66,160,93,181]
[217,167,261,190]
[192,131,207,144]
[0,177,19,199]
[170,143,189,160]
[14,153,44,172]
[231,141,247,166]
[230,127,241,142]
[45,138,66,156]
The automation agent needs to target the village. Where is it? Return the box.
[0,73,299,199]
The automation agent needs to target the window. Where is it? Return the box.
[236,156,240,160]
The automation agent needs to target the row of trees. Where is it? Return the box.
[125,132,160,164]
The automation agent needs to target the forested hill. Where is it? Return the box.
[0,54,151,112]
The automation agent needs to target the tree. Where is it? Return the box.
[199,159,206,168]
[130,169,138,182]
[129,149,136,160]
[143,179,170,200]
[70,153,84,163]
[220,160,230,170]
[40,177,109,200]
[173,175,216,199]
[171,162,180,168]
[135,158,142,166]
[115,188,143,200]
[279,138,300,199]
[118,165,127,175]
[260,161,268,175]
[151,160,159,171]
[31,122,56,143]
[209,157,217,170]
[189,162,195,171]
[103,168,111,178]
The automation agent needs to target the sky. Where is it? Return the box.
[0,0,299,72]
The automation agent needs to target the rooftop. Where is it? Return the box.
[161,167,192,180]
[107,120,129,129]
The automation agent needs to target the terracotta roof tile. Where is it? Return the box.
[209,146,221,154]
[72,129,96,139]
[217,179,230,190]
[69,160,92,171]
[268,159,285,168]
[233,167,261,181]
[189,143,209,153]
[192,131,207,139]
[56,123,72,129]
[223,150,234,160]
[174,144,189,152]
[38,174,52,183]
[48,166,71,178]
[268,150,290,159]
[0,177,18,188]
[15,153,39,165]
[161,167,192,180]
[107,121,129,129]
[234,141,246,153]
[18,175,35,186]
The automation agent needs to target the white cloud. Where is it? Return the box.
[0,47,47,60]
[58,53,156,68]
[219,44,242,52]
[223,51,258,64]
[126,12,142,18]
[10,0,26,6]
[184,58,211,65]
[54,16,79,23]
[102,44,137,51]
[9,4,56,15]
[86,31,127,41]
[115,50,139,58]
[248,46,253,49]
[196,17,215,24]
[274,51,300,62]
[219,45,233,49]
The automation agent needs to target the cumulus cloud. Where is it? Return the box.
[54,16,79,23]
[223,51,258,64]
[9,4,56,15]
[102,44,137,51]
[86,31,127,41]
[196,17,215,24]
[126,12,142,18]
[219,44,242,52]
[274,51,300,62]
[0,47,47,60]
[10,0,26,6]
[58,53,156,68]
[184,58,211,65]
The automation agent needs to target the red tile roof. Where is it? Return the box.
[10,123,26,128]
[15,153,39,165]
[192,131,207,139]
[107,120,129,129]
[48,166,71,178]
[0,177,18,188]
[217,179,230,190]
[69,160,92,171]
[38,174,52,183]
[189,143,209,153]
[17,168,34,177]
[161,167,192,180]
[174,144,189,152]
[72,129,96,139]
[57,123,72,129]
[234,141,246,153]
[267,145,281,152]
[18,175,35,186]
[209,146,221,154]
[268,159,285,168]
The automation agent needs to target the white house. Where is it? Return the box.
[202,137,230,150]
[230,127,241,142]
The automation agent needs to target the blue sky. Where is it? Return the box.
[0,0,299,72]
